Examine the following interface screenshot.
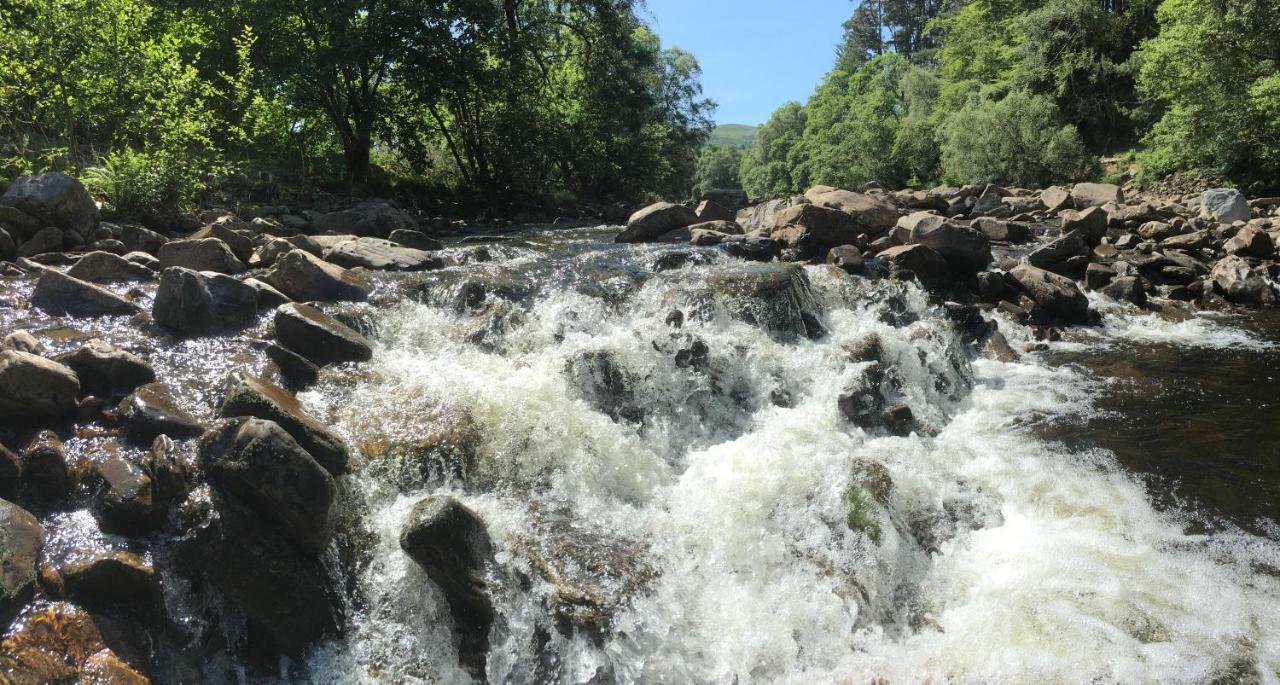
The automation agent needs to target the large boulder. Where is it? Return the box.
[1061,206,1109,244]
[67,251,155,282]
[119,224,168,255]
[878,244,952,293]
[55,340,155,397]
[772,204,861,256]
[735,196,807,235]
[1200,188,1250,224]
[909,221,992,274]
[153,267,259,335]
[0,499,42,627]
[16,226,61,257]
[264,249,371,302]
[1211,255,1275,305]
[1007,264,1091,325]
[0,350,80,420]
[30,270,141,317]
[1028,230,1087,269]
[399,495,494,678]
[0,172,97,238]
[1070,182,1123,208]
[200,417,337,554]
[1224,225,1275,258]
[615,202,698,243]
[803,186,898,235]
[0,205,42,238]
[894,211,945,244]
[697,263,825,342]
[274,303,373,367]
[1040,186,1073,212]
[323,237,445,272]
[388,229,444,251]
[158,238,246,274]
[220,373,349,475]
[312,202,414,238]
[189,223,254,263]
[695,199,736,223]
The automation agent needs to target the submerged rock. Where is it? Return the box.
[0,602,150,684]
[116,383,205,442]
[696,262,826,342]
[57,549,161,617]
[0,499,43,627]
[399,495,494,678]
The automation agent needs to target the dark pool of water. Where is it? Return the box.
[1041,311,1280,537]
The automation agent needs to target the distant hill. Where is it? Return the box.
[708,124,757,150]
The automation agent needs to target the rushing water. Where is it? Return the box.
[293,226,1280,683]
[4,225,1279,683]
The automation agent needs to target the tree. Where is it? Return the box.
[739,102,808,198]
[692,145,742,198]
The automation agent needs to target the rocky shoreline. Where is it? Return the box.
[0,171,1277,680]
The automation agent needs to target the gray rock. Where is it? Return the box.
[1211,255,1275,305]
[615,202,698,243]
[153,267,259,335]
[116,383,204,442]
[119,224,168,254]
[264,249,371,302]
[1008,263,1092,325]
[0,205,42,238]
[260,343,320,390]
[388,229,444,251]
[0,350,79,419]
[1040,186,1073,212]
[243,277,292,309]
[1070,182,1123,208]
[1028,230,1087,269]
[158,238,247,274]
[220,373,349,475]
[313,202,415,237]
[29,270,140,317]
[910,221,992,273]
[274,303,373,367]
[0,172,97,237]
[55,340,155,397]
[0,330,42,354]
[189,224,254,262]
[399,495,494,678]
[66,251,155,282]
[17,226,62,257]
[200,417,336,554]
[324,237,445,271]
[0,226,14,261]
[0,499,42,627]
[1061,206,1108,244]
[878,244,952,293]
[1200,188,1250,224]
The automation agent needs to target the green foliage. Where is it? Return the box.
[739,102,809,198]
[940,90,1096,187]
[83,149,202,219]
[692,145,743,198]
[708,125,758,150]
[1136,0,1280,189]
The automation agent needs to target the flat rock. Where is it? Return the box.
[1070,182,1123,208]
[324,237,445,271]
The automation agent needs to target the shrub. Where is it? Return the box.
[83,149,203,219]
[940,90,1096,187]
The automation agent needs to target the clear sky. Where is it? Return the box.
[641,0,854,126]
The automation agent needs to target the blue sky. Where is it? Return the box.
[642,0,854,126]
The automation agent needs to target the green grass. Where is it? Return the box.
[708,124,758,150]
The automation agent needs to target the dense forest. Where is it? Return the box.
[0,0,716,216]
[711,0,1280,199]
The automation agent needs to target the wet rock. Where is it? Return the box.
[152,267,259,335]
[20,430,72,501]
[264,249,371,302]
[58,549,160,617]
[17,226,62,257]
[119,224,168,255]
[1028,230,1086,269]
[56,340,155,397]
[200,418,337,554]
[220,373,349,475]
[145,435,191,508]
[0,226,14,261]
[189,223,254,263]
[324,237,445,271]
[30,269,141,317]
[0,445,18,498]
[259,342,320,390]
[981,331,1019,362]
[158,238,247,274]
[399,495,494,678]
[615,202,698,243]
[1,172,97,238]
[389,228,444,251]
[313,202,414,237]
[1224,225,1274,258]
[0,602,149,683]
[1084,262,1116,290]
[1070,182,1123,208]
[735,196,808,235]
[695,199,737,223]
[116,383,204,442]
[701,262,825,341]
[242,277,291,309]
[123,251,160,270]
[274,303,373,367]
[1200,188,1250,224]
[881,404,915,437]
[1061,206,1108,244]
[771,204,862,257]
[826,245,866,276]
[910,221,992,274]
[972,217,1029,243]
[174,491,340,657]
[1007,263,1092,325]
[1211,255,1275,305]
[0,349,80,420]
[0,499,42,627]
[803,186,898,235]
[565,350,644,424]
[878,244,951,293]
[718,235,782,262]
[66,251,155,282]
[91,450,156,531]
[1101,275,1147,307]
